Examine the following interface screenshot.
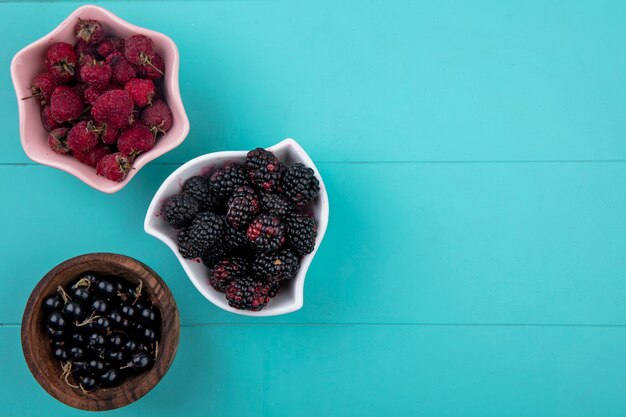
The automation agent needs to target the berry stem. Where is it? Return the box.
[56,285,71,304]
[74,311,100,327]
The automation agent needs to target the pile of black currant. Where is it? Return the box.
[42,273,161,391]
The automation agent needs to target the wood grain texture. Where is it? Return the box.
[21,253,180,411]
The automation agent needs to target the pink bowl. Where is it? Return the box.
[10,4,189,193]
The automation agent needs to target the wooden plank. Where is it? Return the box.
[3,0,626,163]
[2,325,626,416]
[1,163,624,324]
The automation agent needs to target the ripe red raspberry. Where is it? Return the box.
[41,106,63,131]
[45,42,77,84]
[106,52,138,85]
[47,127,71,154]
[124,34,156,64]
[50,86,84,122]
[137,53,164,80]
[96,152,132,182]
[74,145,111,167]
[66,120,99,152]
[141,100,172,135]
[74,40,97,58]
[117,124,155,156]
[79,58,111,89]
[96,123,120,145]
[27,73,57,105]
[91,89,134,129]
[83,85,105,105]
[96,37,125,58]
[74,18,104,44]
[124,78,155,107]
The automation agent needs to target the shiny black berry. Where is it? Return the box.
[42,295,62,312]
[106,350,125,363]
[129,351,152,372]
[95,316,111,331]
[139,328,156,342]
[70,286,90,302]
[138,307,156,322]
[53,347,68,361]
[99,368,119,386]
[95,279,115,297]
[69,346,85,360]
[88,359,106,373]
[47,311,66,329]
[88,333,105,350]
[120,304,136,319]
[62,301,84,320]
[80,376,97,390]
[47,327,65,340]
[91,298,108,314]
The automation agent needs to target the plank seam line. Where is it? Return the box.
[3,323,626,328]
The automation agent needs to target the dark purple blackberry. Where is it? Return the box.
[260,193,295,217]
[268,281,283,298]
[252,249,299,283]
[187,212,225,255]
[224,223,251,253]
[226,186,261,230]
[163,193,199,229]
[209,164,249,199]
[246,213,286,253]
[225,277,271,311]
[177,228,202,259]
[245,148,285,192]
[282,163,320,207]
[201,245,228,268]
[183,176,219,211]
[209,257,249,292]
[285,214,317,256]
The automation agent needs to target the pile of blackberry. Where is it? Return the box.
[162,148,320,311]
[42,273,160,391]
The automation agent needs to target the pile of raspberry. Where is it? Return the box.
[27,18,173,182]
[162,148,320,311]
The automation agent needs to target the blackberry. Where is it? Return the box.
[253,249,299,283]
[224,223,251,253]
[282,163,320,207]
[268,281,283,298]
[209,164,249,199]
[226,186,261,230]
[209,257,249,292]
[187,212,225,255]
[201,245,228,268]
[177,228,201,259]
[183,176,219,211]
[245,148,285,192]
[225,277,271,311]
[260,193,295,217]
[246,213,286,253]
[163,193,199,229]
[285,214,317,255]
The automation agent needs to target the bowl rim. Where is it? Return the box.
[10,4,190,194]
[21,252,180,411]
[144,138,330,316]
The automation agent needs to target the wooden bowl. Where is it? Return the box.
[21,253,180,411]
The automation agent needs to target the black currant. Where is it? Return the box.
[42,295,62,312]
[108,334,124,349]
[95,317,111,331]
[88,333,105,350]
[106,351,124,363]
[139,327,156,342]
[69,346,84,360]
[80,375,97,391]
[95,279,115,297]
[91,299,108,314]
[138,307,156,322]
[70,286,90,302]
[99,368,119,386]
[124,339,137,352]
[47,311,66,329]
[108,311,123,327]
[46,327,64,340]
[62,301,84,320]
[87,359,105,373]
[120,304,136,319]
[129,351,151,372]
[53,347,68,361]
[69,332,85,344]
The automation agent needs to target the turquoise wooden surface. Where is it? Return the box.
[2,1,626,416]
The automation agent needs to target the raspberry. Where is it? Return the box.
[225,277,271,311]
[137,53,164,80]
[125,35,163,78]
[177,228,201,259]
[246,213,286,253]
[66,120,99,152]
[124,78,155,107]
[106,52,138,85]
[74,18,104,44]
[74,145,111,168]
[187,212,225,255]
[83,85,105,105]
[96,37,125,58]
[74,40,97,58]
[201,245,228,268]
[252,249,299,283]
[183,176,219,211]
[163,193,200,229]
[282,163,320,207]
[141,100,173,135]
[260,193,295,217]
[245,148,285,192]
[27,73,57,105]
[45,42,77,83]
[96,152,132,182]
[94,122,119,145]
[117,124,154,157]
[209,164,249,199]
[41,106,63,131]
[50,86,84,122]
[285,214,317,256]
[79,58,111,89]
[226,186,261,230]
[209,257,249,292]
[47,127,70,154]
[91,89,134,129]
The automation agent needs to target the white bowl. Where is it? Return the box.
[144,138,329,316]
